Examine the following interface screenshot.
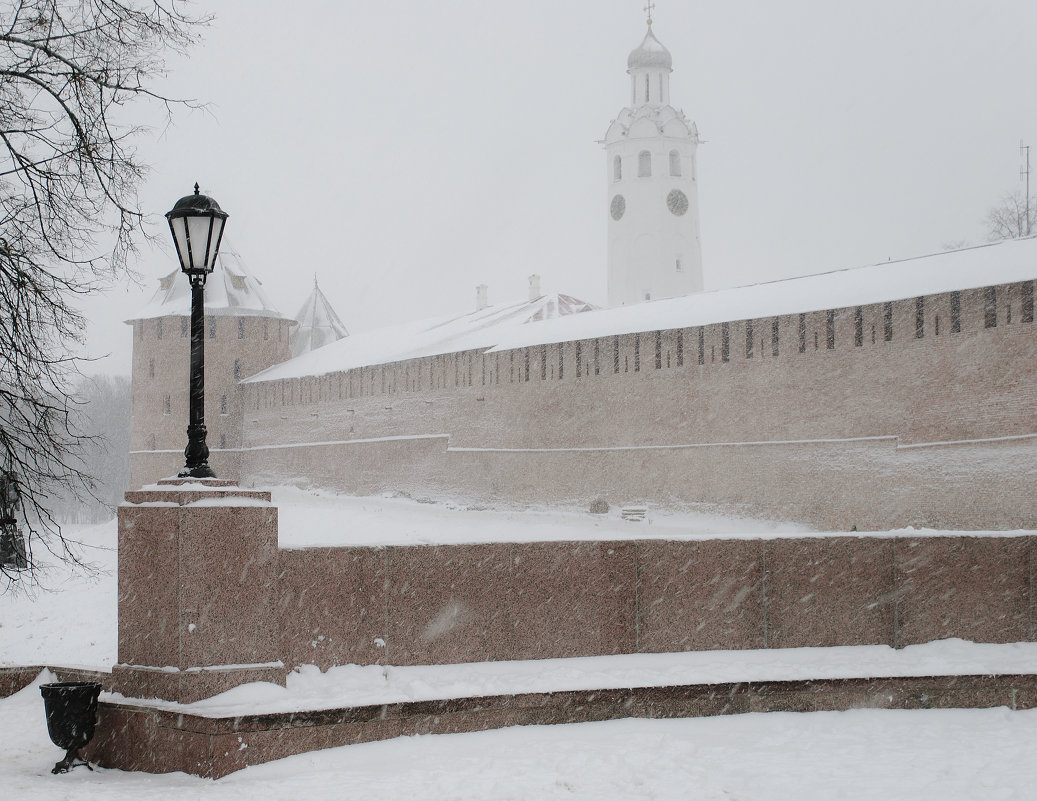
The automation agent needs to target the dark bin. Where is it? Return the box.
[40,681,102,773]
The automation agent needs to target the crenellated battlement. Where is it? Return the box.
[235,278,1034,449]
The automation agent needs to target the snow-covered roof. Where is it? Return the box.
[291,278,350,358]
[604,102,696,143]
[248,292,597,382]
[247,238,1037,383]
[128,244,290,321]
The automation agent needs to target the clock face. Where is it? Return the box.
[667,189,689,216]
[610,194,626,221]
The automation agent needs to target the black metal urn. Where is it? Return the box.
[40,681,102,773]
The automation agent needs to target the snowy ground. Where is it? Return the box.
[2,490,1036,798]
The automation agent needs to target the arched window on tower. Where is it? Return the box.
[613,155,622,181]
[638,150,652,177]
[669,150,681,177]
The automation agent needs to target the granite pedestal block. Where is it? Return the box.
[116,479,284,703]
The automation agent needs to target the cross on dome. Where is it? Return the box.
[644,1,655,25]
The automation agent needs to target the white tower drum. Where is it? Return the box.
[604,19,703,307]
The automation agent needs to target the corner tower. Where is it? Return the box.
[126,247,294,488]
[604,16,703,307]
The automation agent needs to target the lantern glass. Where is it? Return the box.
[170,214,225,275]
[165,185,228,276]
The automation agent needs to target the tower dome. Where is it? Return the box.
[627,25,672,71]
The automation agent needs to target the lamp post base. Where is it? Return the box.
[178,464,217,479]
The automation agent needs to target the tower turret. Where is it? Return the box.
[604,16,703,307]
[126,246,294,487]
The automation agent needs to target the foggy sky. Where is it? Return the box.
[77,0,1037,375]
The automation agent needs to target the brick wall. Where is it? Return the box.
[129,313,291,486]
[129,281,1036,527]
[227,280,1037,529]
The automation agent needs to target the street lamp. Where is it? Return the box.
[165,183,228,479]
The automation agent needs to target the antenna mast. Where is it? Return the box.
[1021,141,1031,236]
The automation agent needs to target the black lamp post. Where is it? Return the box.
[0,470,27,570]
[165,183,228,479]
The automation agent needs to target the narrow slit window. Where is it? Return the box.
[614,335,620,373]
[1022,281,1034,323]
[951,291,961,332]
[826,310,835,349]
[698,327,705,365]
[634,334,640,372]
[594,339,600,375]
[798,313,807,353]
[772,317,779,356]
[655,331,662,369]
[558,344,564,379]
[745,320,754,358]
[884,302,893,342]
[721,323,730,362]
[915,297,925,338]
[854,307,863,347]
[541,345,547,381]
[676,329,684,367]
[984,286,997,328]
[238,318,244,339]
[669,150,681,177]
[613,155,622,181]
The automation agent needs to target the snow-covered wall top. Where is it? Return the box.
[249,238,1037,382]
[248,292,596,382]
[128,245,290,321]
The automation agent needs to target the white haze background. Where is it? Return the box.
[75,0,1037,375]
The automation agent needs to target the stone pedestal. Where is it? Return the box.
[115,479,284,703]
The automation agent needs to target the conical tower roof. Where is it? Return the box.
[290,277,350,358]
[130,243,288,320]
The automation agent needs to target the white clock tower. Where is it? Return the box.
[604,14,703,307]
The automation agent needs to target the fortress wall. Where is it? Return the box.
[238,433,1036,530]
[226,281,1036,527]
[276,533,1036,670]
[240,281,1035,453]
[131,281,1035,525]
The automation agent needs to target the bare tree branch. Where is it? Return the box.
[985,190,1036,241]
[0,0,208,582]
